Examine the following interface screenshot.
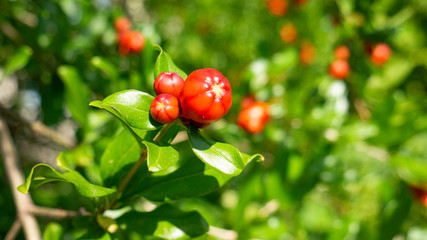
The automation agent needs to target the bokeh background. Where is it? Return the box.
[1,0,427,239]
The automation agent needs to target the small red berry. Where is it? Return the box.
[371,43,391,66]
[150,94,180,124]
[114,17,131,34]
[280,23,297,43]
[238,102,270,134]
[329,59,350,79]
[300,42,316,65]
[154,72,184,98]
[180,69,232,124]
[119,31,145,55]
[334,46,350,60]
[267,0,288,16]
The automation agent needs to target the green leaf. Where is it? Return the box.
[100,129,141,187]
[90,90,161,131]
[117,204,208,238]
[153,45,188,79]
[391,132,427,184]
[91,56,119,81]
[2,46,32,79]
[43,222,63,240]
[58,65,90,127]
[188,126,264,176]
[142,141,179,172]
[135,142,234,201]
[57,144,94,171]
[18,164,115,198]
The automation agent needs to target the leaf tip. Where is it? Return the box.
[17,184,28,194]
[89,101,103,108]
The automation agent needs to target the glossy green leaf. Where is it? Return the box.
[188,126,264,176]
[2,46,32,79]
[117,204,208,238]
[58,65,90,127]
[142,141,179,172]
[100,129,141,187]
[153,45,188,79]
[90,90,161,131]
[136,142,234,201]
[18,164,115,198]
[43,222,63,240]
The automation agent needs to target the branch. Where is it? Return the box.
[30,206,91,219]
[109,123,173,209]
[208,226,238,240]
[4,219,21,240]
[0,117,41,240]
[0,105,75,149]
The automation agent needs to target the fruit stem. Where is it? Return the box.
[108,123,172,209]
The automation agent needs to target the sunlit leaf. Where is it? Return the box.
[18,164,115,198]
[153,45,188,79]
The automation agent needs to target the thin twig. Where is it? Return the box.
[0,117,41,240]
[109,123,173,209]
[4,219,21,240]
[30,206,92,219]
[208,226,238,240]
[31,122,75,149]
[0,105,75,149]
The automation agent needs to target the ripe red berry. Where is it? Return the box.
[154,72,184,98]
[329,59,350,79]
[180,68,232,124]
[300,42,316,65]
[334,45,350,60]
[150,94,180,124]
[280,23,297,43]
[371,43,391,66]
[119,31,145,55]
[237,102,270,134]
[267,0,288,16]
[114,17,131,34]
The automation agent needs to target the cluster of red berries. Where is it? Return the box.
[114,16,145,55]
[150,69,232,127]
[329,43,391,79]
[237,96,270,134]
[329,45,351,79]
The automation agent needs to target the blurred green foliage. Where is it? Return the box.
[1,0,427,239]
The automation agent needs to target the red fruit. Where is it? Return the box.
[329,59,350,79]
[180,68,232,124]
[300,42,316,65]
[114,17,131,34]
[371,43,391,66]
[334,46,350,60]
[241,95,256,110]
[154,72,184,98]
[267,0,288,16]
[238,102,270,134]
[150,94,180,124]
[119,31,145,55]
[280,23,297,43]
[410,186,427,207]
